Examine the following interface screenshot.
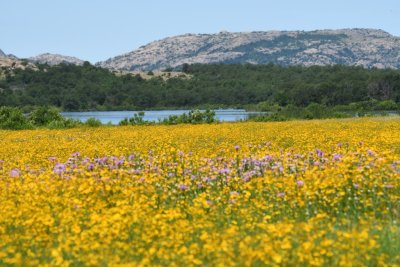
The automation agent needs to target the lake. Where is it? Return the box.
[61,109,263,124]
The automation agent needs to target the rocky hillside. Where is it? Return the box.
[97,28,400,71]
[29,53,85,66]
[0,49,37,71]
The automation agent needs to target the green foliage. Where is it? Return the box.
[1,63,399,111]
[119,110,216,126]
[28,106,64,126]
[375,100,399,111]
[85,117,102,127]
[119,112,148,126]
[162,110,216,124]
[251,103,357,122]
[305,103,329,119]
[0,106,82,129]
[47,118,81,129]
[0,106,32,130]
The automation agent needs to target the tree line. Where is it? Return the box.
[0,62,399,111]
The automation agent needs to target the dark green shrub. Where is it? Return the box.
[162,115,179,125]
[375,100,398,111]
[85,117,102,127]
[305,103,329,119]
[252,113,286,122]
[332,112,351,118]
[119,112,147,126]
[118,118,129,126]
[162,110,216,125]
[47,118,81,129]
[0,106,32,130]
[129,111,146,125]
[28,106,64,126]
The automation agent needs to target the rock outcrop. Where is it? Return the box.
[29,53,85,66]
[96,28,400,71]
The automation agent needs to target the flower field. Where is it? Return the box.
[0,118,399,266]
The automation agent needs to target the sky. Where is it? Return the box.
[1,0,399,63]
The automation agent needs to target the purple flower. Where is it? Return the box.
[10,169,20,177]
[316,149,324,158]
[54,163,66,175]
[332,154,341,161]
[353,183,359,189]
[264,155,273,161]
[87,163,95,171]
[367,150,375,156]
[296,180,304,187]
[48,156,57,161]
[277,192,285,197]
[218,168,231,174]
[384,184,394,189]
[98,157,108,165]
[234,145,240,151]
[179,184,189,190]
[71,152,80,157]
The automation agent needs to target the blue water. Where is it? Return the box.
[61,109,262,125]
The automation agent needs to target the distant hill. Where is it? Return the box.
[0,49,20,60]
[0,49,37,71]
[29,53,85,66]
[96,28,400,71]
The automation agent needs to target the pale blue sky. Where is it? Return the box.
[1,0,399,63]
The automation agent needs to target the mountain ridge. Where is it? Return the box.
[28,53,85,66]
[96,28,400,71]
[2,28,400,71]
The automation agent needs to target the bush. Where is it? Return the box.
[332,112,351,119]
[85,117,102,127]
[162,110,217,125]
[252,113,286,122]
[129,111,146,125]
[118,118,129,126]
[375,100,398,111]
[47,118,81,129]
[305,103,329,119]
[0,107,32,130]
[119,112,147,126]
[28,106,64,126]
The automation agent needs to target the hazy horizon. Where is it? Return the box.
[2,0,399,63]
